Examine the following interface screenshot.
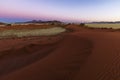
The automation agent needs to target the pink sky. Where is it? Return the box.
[0,0,120,22]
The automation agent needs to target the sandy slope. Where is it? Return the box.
[0,25,120,80]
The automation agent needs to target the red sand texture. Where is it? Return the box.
[0,25,56,31]
[0,25,120,80]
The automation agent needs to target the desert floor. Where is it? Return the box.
[0,25,120,80]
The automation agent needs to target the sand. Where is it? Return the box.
[0,25,120,80]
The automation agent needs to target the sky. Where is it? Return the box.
[0,0,120,23]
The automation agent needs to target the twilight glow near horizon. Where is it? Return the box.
[0,0,120,23]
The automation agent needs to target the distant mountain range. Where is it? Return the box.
[0,22,6,25]
[1,20,120,24]
[16,20,120,24]
[15,20,63,24]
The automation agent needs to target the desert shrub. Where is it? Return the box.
[80,23,85,26]
[51,23,55,25]
[6,24,12,26]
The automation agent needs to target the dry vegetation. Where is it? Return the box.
[86,23,120,29]
[0,25,66,39]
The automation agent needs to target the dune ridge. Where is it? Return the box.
[0,33,93,80]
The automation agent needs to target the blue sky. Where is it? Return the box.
[0,0,120,23]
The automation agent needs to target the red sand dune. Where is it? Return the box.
[0,25,120,80]
[0,25,55,31]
